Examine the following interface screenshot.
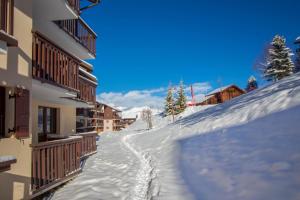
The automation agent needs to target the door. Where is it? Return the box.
[0,87,5,137]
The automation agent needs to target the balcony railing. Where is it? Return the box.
[67,0,80,15]
[31,136,82,195]
[0,0,13,34]
[55,18,96,56]
[78,75,96,103]
[31,132,97,195]
[32,32,80,92]
[79,132,97,157]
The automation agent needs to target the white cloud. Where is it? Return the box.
[97,82,211,110]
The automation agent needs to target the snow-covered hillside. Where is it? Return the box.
[53,73,300,200]
[122,106,162,119]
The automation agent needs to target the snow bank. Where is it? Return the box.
[53,73,300,200]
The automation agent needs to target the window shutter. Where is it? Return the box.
[15,88,30,138]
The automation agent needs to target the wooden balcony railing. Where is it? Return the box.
[31,133,97,195]
[79,132,97,157]
[31,136,82,194]
[32,32,80,92]
[0,0,13,34]
[55,18,96,56]
[67,0,80,15]
[78,75,96,103]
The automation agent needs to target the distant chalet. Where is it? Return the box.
[196,85,245,106]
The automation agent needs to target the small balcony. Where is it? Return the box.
[31,132,97,197]
[32,32,80,93]
[55,18,97,57]
[78,75,97,104]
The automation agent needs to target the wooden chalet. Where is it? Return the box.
[196,85,245,106]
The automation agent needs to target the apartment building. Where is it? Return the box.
[0,0,99,199]
[76,101,104,133]
[102,104,123,132]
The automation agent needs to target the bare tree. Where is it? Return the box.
[141,108,153,130]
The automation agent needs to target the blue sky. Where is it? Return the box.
[82,0,300,109]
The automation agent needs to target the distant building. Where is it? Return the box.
[196,85,245,105]
[122,118,137,128]
[103,104,123,132]
[76,102,104,133]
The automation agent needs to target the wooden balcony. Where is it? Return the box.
[78,75,96,103]
[31,132,97,197]
[32,32,80,93]
[79,132,97,157]
[55,18,96,56]
[67,0,80,15]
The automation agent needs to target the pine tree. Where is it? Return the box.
[175,80,187,114]
[295,48,300,73]
[164,87,174,116]
[264,35,295,81]
[246,75,258,92]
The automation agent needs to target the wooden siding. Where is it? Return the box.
[32,32,80,93]
[78,76,96,103]
[55,18,96,56]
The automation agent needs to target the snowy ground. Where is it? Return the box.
[53,73,300,200]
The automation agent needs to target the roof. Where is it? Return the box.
[206,85,245,96]
[207,85,234,96]
[97,102,122,112]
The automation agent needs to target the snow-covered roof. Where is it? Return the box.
[207,85,235,96]
[196,95,214,104]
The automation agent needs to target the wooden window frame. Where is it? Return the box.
[38,106,57,140]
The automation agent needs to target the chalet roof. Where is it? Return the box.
[97,102,122,112]
[296,36,300,44]
[206,85,236,96]
[196,95,215,104]
[206,84,245,96]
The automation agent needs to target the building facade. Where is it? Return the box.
[0,0,99,199]
[102,104,123,132]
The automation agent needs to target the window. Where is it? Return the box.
[38,107,57,135]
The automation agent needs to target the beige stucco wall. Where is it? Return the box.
[0,0,33,199]
[0,138,32,200]
[104,119,113,132]
[31,99,76,144]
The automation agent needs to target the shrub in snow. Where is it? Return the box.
[246,75,258,92]
[264,35,295,81]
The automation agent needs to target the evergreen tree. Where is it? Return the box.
[164,87,174,116]
[295,48,300,73]
[175,80,187,114]
[246,75,258,92]
[264,35,295,81]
